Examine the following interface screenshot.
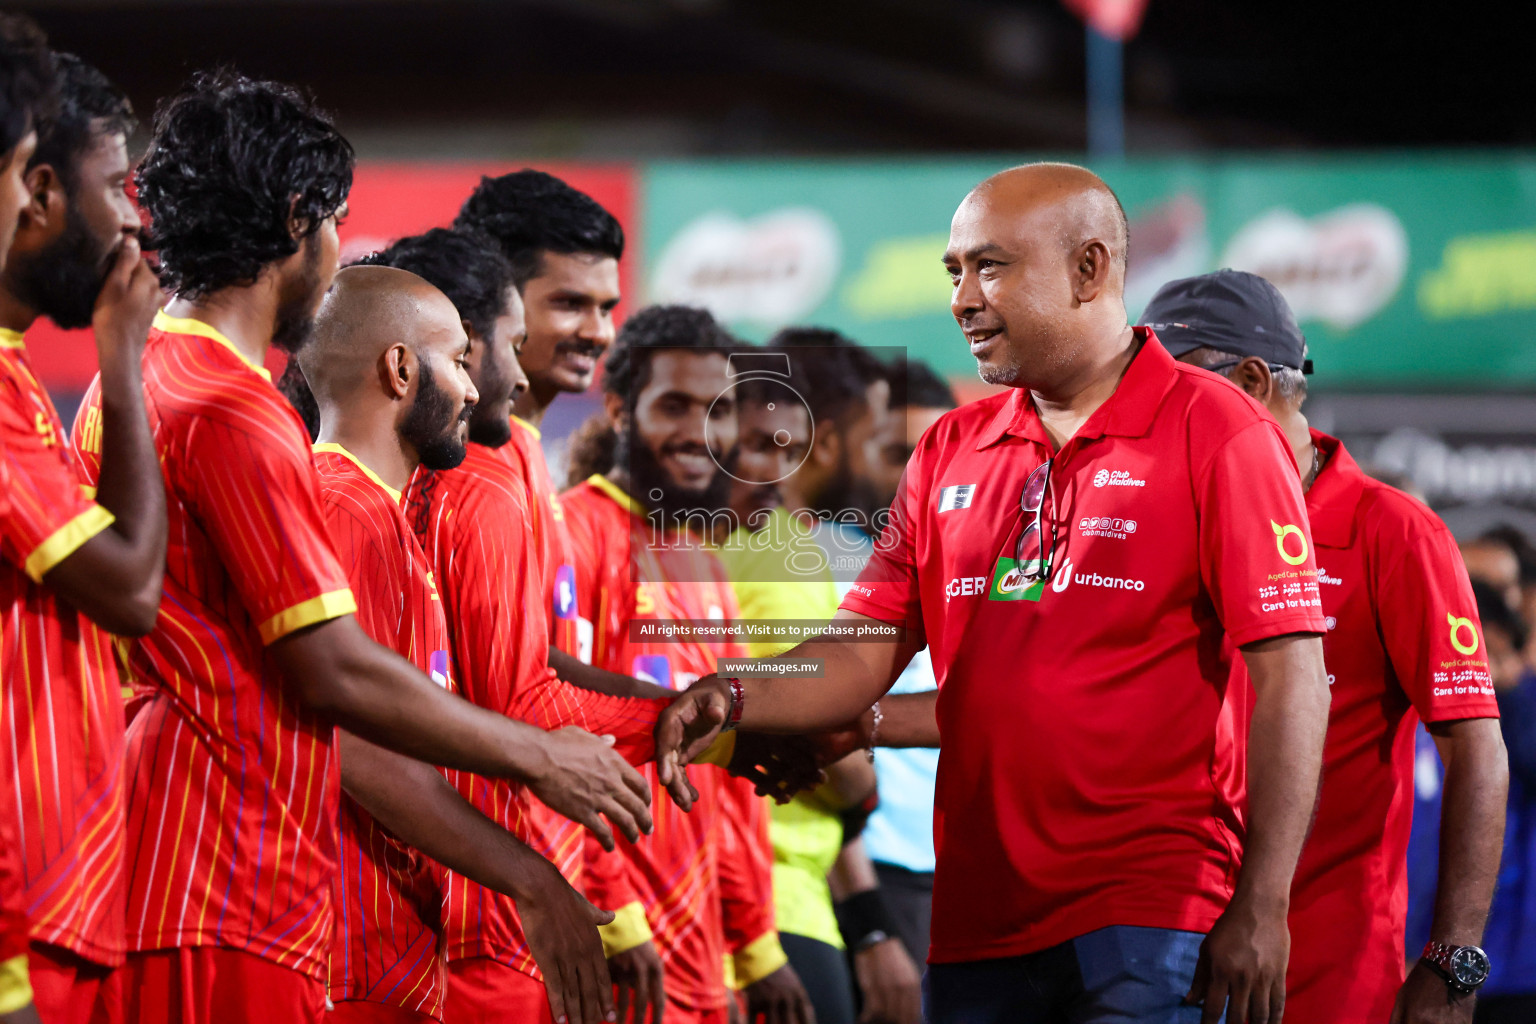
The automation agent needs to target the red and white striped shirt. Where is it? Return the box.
[0,327,124,966]
[405,441,663,977]
[315,444,454,1019]
[72,312,357,981]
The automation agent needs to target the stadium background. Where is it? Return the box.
[12,0,1536,541]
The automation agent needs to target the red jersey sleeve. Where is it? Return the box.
[182,414,355,643]
[1195,419,1327,647]
[1374,506,1500,721]
[586,829,650,955]
[0,367,113,583]
[841,460,925,633]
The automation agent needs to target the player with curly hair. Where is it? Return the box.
[72,71,653,1024]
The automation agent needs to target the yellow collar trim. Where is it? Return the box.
[313,442,404,505]
[511,414,542,441]
[587,474,646,517]
[153,310,271,382]
[0,327,25,349]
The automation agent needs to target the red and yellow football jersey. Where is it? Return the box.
[562,475,779,1014]
[404,442,665,976]
[316,444,456,1019]
[507,416,586,662]
[0,328,125,966]
[72,312,357,982]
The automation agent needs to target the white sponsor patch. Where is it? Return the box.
[938,484,976,512]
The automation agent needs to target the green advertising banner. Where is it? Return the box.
[641,155,1536,390]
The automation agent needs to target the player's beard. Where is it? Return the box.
[271,235,323,354]
[402,360,471,471]
[5,203,116,330]
[467,340,514,449]
[617,423,732,521]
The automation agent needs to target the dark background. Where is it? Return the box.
[15,0,1532,158]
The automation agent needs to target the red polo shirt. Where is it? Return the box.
[842,330,1326,963]
[1283,431,1497,1023]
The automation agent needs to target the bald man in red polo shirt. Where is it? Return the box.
[656,163,1331,1024]
[1151,270,1508,1024]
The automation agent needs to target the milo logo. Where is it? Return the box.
[989,556,1044,602]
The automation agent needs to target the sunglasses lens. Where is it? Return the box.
[1015,519,1040,568]
[1021,461,1050,512]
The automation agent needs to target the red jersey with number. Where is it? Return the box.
[562,475,777,1013]
[843,331,1327,963]
[71,312,357,981]
[316,445,456,1019]
[507,416,586,662]
[1282,432,1499,1023]
[0,329,125,965]
[404,442,665,976]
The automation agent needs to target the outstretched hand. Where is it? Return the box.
[528,727,653,851]
[655,676,732,793]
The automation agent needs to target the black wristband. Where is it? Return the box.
[834,889,900,952]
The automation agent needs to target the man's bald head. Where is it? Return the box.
[944,162,1134,392]
[301,264,465,407]
[967,162,1128,272]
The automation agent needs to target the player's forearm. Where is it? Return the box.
[338,731,554,902]
[1428,718,1508,945]
[735,638,895,733]
[1236,634,1330,908]
[550,647,673,700]
[282,620,553,782]
[54,353,166,634]
[877,691,939,748]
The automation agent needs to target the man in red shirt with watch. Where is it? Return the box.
[1149,270,1508,1024]
[657,163,1332,1024]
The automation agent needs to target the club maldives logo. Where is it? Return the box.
[1093,468,1146,488]
[633,654,675,689]
[988,557,1045,602]
[1271,520,1309,566]
[1447,613,1480,656]
[429,650,452,688]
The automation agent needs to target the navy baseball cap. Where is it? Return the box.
[1139,269,1312,374]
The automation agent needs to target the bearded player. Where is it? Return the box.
[68,71,652,1024]
[364,229,695,1024]
[0,52,167,1024]
[304,264,631,1024]
[1154,271,1508,1023]
[0,17,52,1024]
[562,305,813,1024]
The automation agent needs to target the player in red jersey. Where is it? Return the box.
[1,53,170,1024]
[658,166,1331,1024]
[563,305,812,1024]
[363,229,693,1024]
[68,71,651,1024]
[1155,271,1509,1024]
[303,264,639,1024]
[0,21,50,1023]
[455,169,623,671]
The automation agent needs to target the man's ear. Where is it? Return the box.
[602,390,626,430]
[285,195,310,244]
[1071,239,1114,304]
[16,163,64,236]
[809,419,843,469]
[382,343,413,400]
[1230,356,1274,404]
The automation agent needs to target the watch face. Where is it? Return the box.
[1449,946,1490,987]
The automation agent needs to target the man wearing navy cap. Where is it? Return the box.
[1152,269,1509,1024]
